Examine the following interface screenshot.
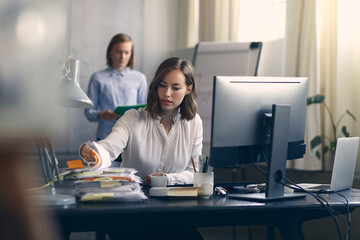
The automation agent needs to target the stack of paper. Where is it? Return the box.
[61,167,147,202]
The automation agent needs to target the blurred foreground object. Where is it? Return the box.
[0,0,68,239]
[0,0,67,139]
[0,143,59,240]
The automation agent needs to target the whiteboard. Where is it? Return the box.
[193,41,262,142]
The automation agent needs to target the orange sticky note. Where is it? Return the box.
[67,159,85,169]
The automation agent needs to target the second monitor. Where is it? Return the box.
[210,76,308,201]
[210,76,308,167]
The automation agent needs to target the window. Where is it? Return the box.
[238,0,286,42]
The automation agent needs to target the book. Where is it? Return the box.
[113,103,146,115]
[149,187,199,198]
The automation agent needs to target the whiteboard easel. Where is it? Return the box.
[193,41,262,142]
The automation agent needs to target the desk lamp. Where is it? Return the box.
[36,57,93,206]
[59,57,93,108]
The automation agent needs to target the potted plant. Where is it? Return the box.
[307,94,356,165]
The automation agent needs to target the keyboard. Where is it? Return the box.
[214,181,256,188]
[306,184,330,190]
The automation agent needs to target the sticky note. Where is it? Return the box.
[66,159,85,169]
[103,169,125,173]
[100,181,122,188]
[80,193,114,202]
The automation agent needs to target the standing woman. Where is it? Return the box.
[85,33,148,141]
[80,57,203,185]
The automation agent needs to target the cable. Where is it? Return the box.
[27,174,58,192]
[281,177,346,240]
[27,181,53,192]
[261,145,270,165]
[334,192,351,240]
[251,147,350,240]
[250,153,267,175]
[281,176,352,240]
[281,177,342,239]
[315,194,342,239]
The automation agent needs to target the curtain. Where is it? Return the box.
[337,0,360,174]
[286,0,340,171]
[199,0,239,42]
[177,0,199,49]
[179,0,359,172]
[285,0,322,170]
[177,0,240,47]
[318,0,338,171]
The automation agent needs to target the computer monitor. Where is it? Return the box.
[210,76,308,201]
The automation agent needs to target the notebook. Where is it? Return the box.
[113,103,146,115]
[299,137,359,193]
[149,187,199,198]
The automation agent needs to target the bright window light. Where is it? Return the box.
[238,0,286,42]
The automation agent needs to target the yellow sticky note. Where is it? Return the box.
[80,193,114,202]
[103,169,125,173]
[67,159,85,169]
[100,181,122,188]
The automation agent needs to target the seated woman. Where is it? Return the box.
[80,57,204,240]
[80,56,203,186]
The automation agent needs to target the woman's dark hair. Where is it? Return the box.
[146,57,197,120]
[106,33,134,69]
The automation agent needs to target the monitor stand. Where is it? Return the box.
[228,104,306,202]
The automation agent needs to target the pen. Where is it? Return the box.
[191,157,197,173]
[203,156,209,173]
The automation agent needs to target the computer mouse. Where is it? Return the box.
[245,184,260,193]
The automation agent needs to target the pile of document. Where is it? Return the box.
[61,167,147,202]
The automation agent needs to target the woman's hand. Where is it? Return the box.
[98,110,121,121]
[80,144,97,163]
[144,172,166,185]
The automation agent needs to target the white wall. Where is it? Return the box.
[53,1,285,154]
[54,0,182,153]
[143,0,181,80]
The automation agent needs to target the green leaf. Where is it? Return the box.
[323,146,329,154]
[315,150,321,160]
[307,95,324,105]
[342,126,350,137]
[330,141,337,151]
[311,136,322,150]
[314,95,325,103]
[346,110,357,121]
[307,97,313,105]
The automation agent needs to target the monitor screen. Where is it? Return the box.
[209,76,308,168]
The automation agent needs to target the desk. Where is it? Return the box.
[50,185,360,240]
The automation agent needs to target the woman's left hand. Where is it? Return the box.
[144,172,166,185]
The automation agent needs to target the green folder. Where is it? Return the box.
[113,103,146,115]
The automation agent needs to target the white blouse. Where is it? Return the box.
[93,108,203,185]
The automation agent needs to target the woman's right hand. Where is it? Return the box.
[80,144,97,163]
[98,110,121,121]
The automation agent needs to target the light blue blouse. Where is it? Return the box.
[84,67,147,140]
